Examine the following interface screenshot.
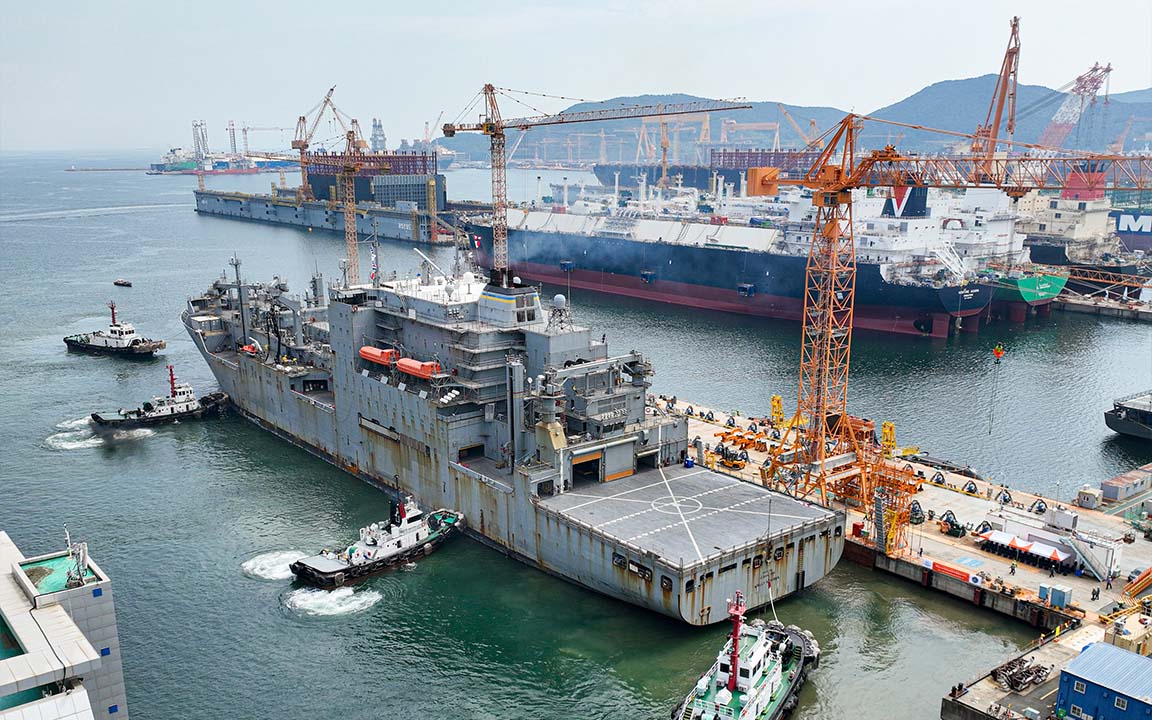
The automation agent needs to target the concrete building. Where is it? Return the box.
[1055,642,1152,719]
[0,531,128,718]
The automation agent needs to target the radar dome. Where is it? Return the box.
[553,294,567,308]
[461,272,476,284]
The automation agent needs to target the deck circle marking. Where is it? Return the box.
[651,496,703,515]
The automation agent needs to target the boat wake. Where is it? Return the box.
[283,587,382,617]
[0,204,191,223]
[241,551,307,581]
[44,417,154,450]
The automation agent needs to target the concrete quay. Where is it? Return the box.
[1052,295,1152,322]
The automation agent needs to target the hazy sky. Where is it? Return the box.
[2,0,1150,151]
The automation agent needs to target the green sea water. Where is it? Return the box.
[1,151,1149,718]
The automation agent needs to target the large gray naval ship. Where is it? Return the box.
[182,254,844,625]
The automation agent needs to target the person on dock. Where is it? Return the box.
[1009,561,1017,575]
[1106,575,1113,590]
[1049,565,1055,578]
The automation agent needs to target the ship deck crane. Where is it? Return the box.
[443,84,750,287]
[749,113,1152,555]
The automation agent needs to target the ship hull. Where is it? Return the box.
[184,317,844,626]
[992,275,1068,306]
[474,226,992,337]
[1105,409,1152,441]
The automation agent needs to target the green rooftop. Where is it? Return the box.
[19,554,96,594]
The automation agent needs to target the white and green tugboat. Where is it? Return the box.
[290,499,464,588]
[64,301,166,357]
[91,365,227,430]
[674,591,819,720]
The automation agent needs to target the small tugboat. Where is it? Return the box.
[672,592,820,720]
[91,365,228,430]
[290,499,465,588]
[63,301,165,356]
[113,278,132,287]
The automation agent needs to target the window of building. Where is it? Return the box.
[1039,223,1047,231]
[1115,697,1128,710]
[1069,705,1083,718]
[1073,680,1085,694]
[1055,212,1062,219]
[1049,200,1058,209]
[1077,202,1087,211]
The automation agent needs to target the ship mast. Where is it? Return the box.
[727,591,746,692]
[108,301,117,325]
[168,365,177,398]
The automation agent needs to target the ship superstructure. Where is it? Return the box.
[182,258,843,625]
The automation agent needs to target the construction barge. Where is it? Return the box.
[182,259,843,625]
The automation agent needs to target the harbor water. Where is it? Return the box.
[2,151,1150,718]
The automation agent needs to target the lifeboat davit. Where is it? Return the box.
[359,346,399,365]
[396,358,441,379]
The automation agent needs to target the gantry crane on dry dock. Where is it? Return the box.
[442,85,750,287]
[291,86,368,197]
[749,115,1152,554]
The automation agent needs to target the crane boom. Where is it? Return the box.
[443,84,750,286]
[777,103,813,145]
[749,112,1152,510]
[972,16,1021,161]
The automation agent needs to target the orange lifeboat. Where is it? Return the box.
[396,358,441,379]
[359,346,399,365]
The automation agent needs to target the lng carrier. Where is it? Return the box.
[182,257,843,625]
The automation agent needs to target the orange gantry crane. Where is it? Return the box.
[442,85,750,287]
[750,114,1152,551]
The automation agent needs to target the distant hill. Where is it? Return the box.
[435,78,1152,162]
[1111,87,1152,104]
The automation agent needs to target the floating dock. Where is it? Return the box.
[193,189,453,246]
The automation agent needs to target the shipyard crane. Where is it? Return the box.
[749,114,1152,551]
[443,84,750,286]
[291,87,367,195]
[423,111,444,145]
[1110,115,1137,153]
[227,121,238,156]
[1035,63,1112,150]
[240,126,292,156]
[971,16,1020,165]
[719,120,780,148]
[777,103,821,149]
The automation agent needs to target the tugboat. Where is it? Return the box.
[290,499,465,588]
[672,592,820,720]
[63,302,165,357]
[91,365,228,429]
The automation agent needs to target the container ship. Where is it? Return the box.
[466,184,1058,337]
[182,259,844,625]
